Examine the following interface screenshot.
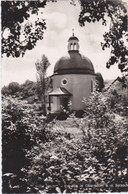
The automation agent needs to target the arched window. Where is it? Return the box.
[70,43,73,50]
[74,43,77,50]
[91,79,93,92]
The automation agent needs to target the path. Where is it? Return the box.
[55,117,82,135]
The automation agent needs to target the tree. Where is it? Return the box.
[78,0,128,72]
[2,0,127,73]
[35,55,50,116]
[21,80,37,98]
[95,72,104,92]
[8,82,21,95]
[2,1,47,57]
[1,86,9,96]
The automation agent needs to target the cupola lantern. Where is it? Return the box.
[68,29,79,52]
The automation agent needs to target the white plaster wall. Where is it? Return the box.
[46,97,60,113]
[52,74,95,111]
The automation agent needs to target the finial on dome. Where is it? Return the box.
[72,28,74,36]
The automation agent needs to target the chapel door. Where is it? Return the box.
[60,97,69,111]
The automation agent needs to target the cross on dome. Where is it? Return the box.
[72,28,74,36]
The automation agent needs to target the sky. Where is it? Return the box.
[1,0,123,87]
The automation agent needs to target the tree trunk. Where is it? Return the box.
[41,93,46,116]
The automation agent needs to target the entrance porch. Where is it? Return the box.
[48,87,72,113]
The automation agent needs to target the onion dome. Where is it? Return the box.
[54,51,95,75]
[54,30,95,75]
[68,36,79,41]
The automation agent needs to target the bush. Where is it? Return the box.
[20,80,37,99]
[1,86,9,95]
[23,90,128,193]
[95,72,104,92]
[8,82,21,95]
[2,82,21,96]
[2,89,128,193]
[108,90,128,116]
[75,110,84,118]
[2,80,38,101]
[2,96,54,193]
[56,112,68,120]
[47,112,69,121]
[77,91,128,190]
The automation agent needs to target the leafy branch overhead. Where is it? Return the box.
[2,0,128,73]
[2,1,47,57]
[78,0,128,72]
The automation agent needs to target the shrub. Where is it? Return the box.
[2,82,21,96]
[56,112,68,120]
[77,91,128,190]
[2,96,54,193]
[8,82,21,95]
[23,90,128,193]
[75,110,84,118]
[108,90,128,116]
[2,80,38,101]
[95,72,104,92]
[20,80,37,99]
[3,89,128,193]
[47,112,69,121]
[1,86,9,95]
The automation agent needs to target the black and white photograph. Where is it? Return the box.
[1,0,128,193]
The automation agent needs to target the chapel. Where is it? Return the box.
[48,32,96,113]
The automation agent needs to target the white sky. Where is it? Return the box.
[1,0,122,87]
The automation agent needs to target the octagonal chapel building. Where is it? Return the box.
[48,32,96,113]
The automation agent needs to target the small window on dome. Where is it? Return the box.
[74,43,76,50]
[61,78,68,85]
[70,43,73,50]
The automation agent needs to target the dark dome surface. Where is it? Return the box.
[54,51,95,75]
[68,36,79,41]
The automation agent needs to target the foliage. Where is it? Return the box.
[2,0,128,73]
[2,86,10,96]
[2,1,47,57]
[74,110,84,118]
[20,80,37,99]
[95,72,104,92]
[105,74,128,116]
[107,90,128,116]
[20,90,128,193]
[35,54,51,116]
[2,95,54,193]
[2,82,21,95]
[78,0,128,72]
[77,91,128,190]
[2,82,128,193]
[106,74,128,91]
[2,80,38,101]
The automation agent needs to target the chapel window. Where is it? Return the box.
[70,43,73,50]
[74,43,77,50]
[91,79,93,92]
[61,78,68,85]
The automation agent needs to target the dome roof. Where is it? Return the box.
[68,36,79,41]
[54,51,95,75]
